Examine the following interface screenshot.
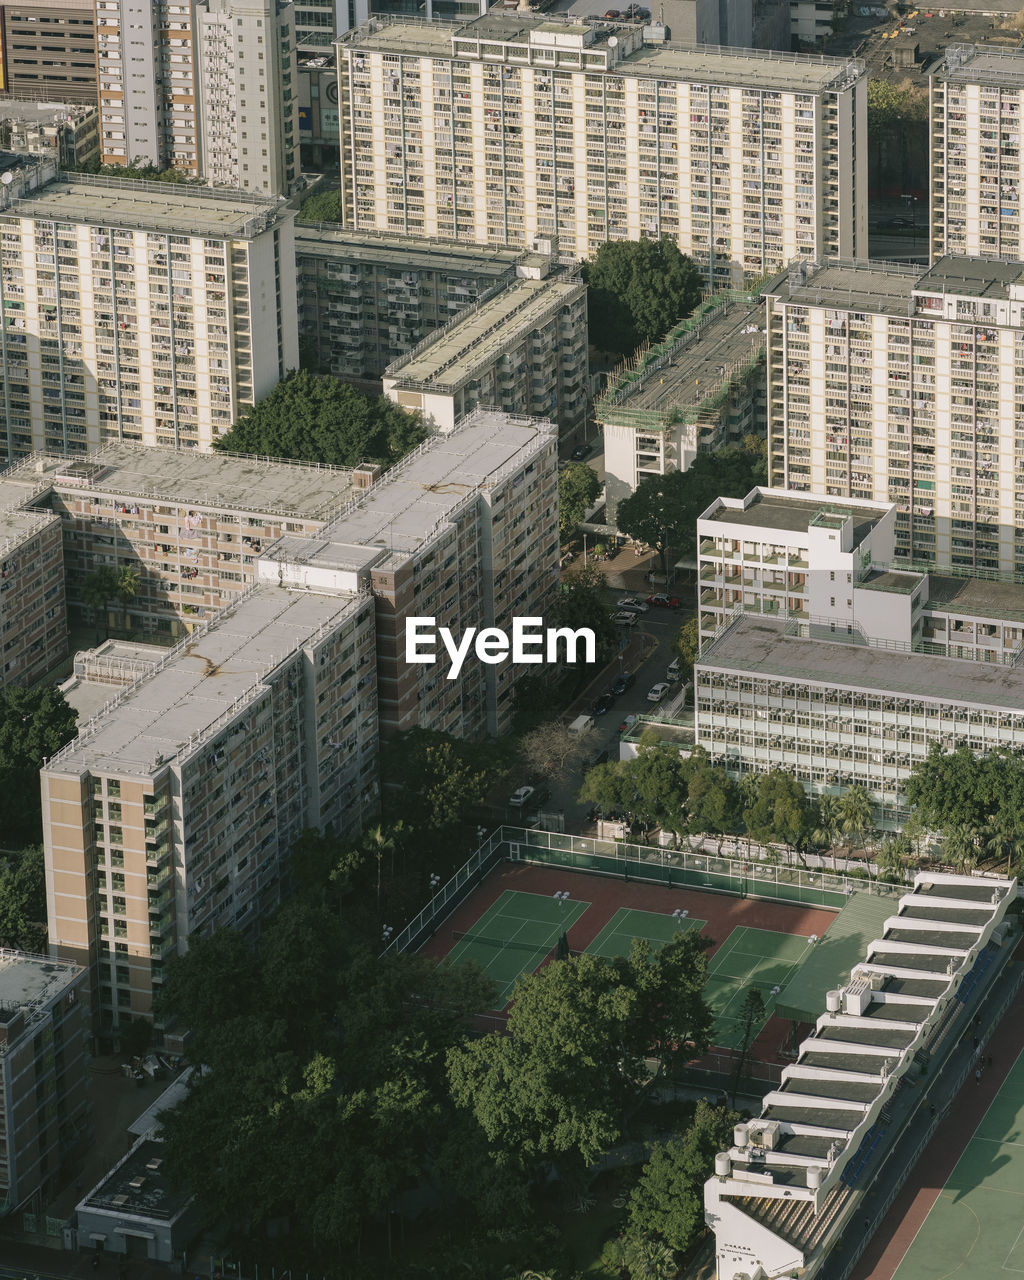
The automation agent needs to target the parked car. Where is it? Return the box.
[666,657,681,682]
[646,593,681,608]
[616,597,649,612]
[619,713,638,735]
[570,444,590,461]
[614,612,639,628]
[611,670,636,696]
[509,784,549,810]
[592,692,614,716]
[647,681,670,703]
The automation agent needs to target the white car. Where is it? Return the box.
[647,682,670,703]
[614,612,639,628]
[508,786,535,809]
[617,597,649,613]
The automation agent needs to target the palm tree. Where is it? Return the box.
[942,824,979,873]
[838,785,873,860]
[811,795,842,869]
[984,813,1024,877]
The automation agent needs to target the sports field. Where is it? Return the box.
[891,1049,1024,1280]
[705,926,813,1050]
[445,889,589,1005]
[586,906,706,959]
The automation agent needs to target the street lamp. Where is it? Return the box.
[429,873,440,891]
[382,924,394,944]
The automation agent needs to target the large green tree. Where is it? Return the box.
[615,448,762,576]
[215,369,427,468]
[558,461,602,541]
[0,845,46,950]
[742,769,814,850]
[547,565,617,665]
[582,239,704,357]
[298,188,343,223]
[672,616,701,684]
[0,687,77,846]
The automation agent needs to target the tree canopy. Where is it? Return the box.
[215,369,427,468]
[672,616,701,685]
[547,565,617,666]
[742,769,815,850]
[0,687,77,846]
[298,188,343,223]
[558,461,602,541]
[582,239,704,357]
[0,846,46,950]
[615,447,763,576]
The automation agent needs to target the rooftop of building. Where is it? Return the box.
[857,568,924,594]
[600,296,765,417]
[926,573,1024,620]
[934,43,1024,86]
[698,615,1024,710]
[340,14,863,90]
[79,1138,190,1223]
[0,100,98,124]
[294,224,522,276]
[0,949,82,1036]
[2,173,290,239]
[273,410,556,570]
[915,255,1024,298]
[384,273,584,393]
[45,586,366,779]
[767,255,1024,313]
[704,490,888,544]
[3,444,355,522]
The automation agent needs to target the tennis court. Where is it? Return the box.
[586,906,707,960]
[891,1049,1024,1280]
[446,888,589,1005]
[707,926,814,1050]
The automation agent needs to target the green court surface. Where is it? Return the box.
[586,906,706,960]
[707,926,814,1050]
[447,889,589,1005]
[892,1049,1024,1280]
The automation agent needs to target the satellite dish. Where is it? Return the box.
[1,173,13,185]
[608,34,618,45]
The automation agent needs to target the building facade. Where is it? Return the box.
[764,255,1024,577]
[381,262,589,441]
[336,13,868,285]
[0,0,97,104]
[295,224,520,380]
[0,949,91,1214]
[195,0,301,196]
[930,45,1024,264]
[598,291,766,524]
[0,173,298,460]
[0,102,101,170]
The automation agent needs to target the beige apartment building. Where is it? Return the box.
[0,949,91,1213]
[0,496,66,689]
[382,263,589,442]
[336,13,867,285]
[1,0,97,104]
[0,173,298,461]
[930,45,1024,263]
[295,225,521,379]
[764,254,1024,577]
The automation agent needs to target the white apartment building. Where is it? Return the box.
[336,13,868,285]
[94,0,201,174]
[697,488,1024,666]
[930,45,1024,264]
[0,173,298,460]
[764,255,1024,577]
[598,291,766,524]
[196,0,302,196]
[706,872,1017,1280]
[295,225,521,379]
[382,262,589,442]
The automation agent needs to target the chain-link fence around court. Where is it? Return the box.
[381,826,905,960]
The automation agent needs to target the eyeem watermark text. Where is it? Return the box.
[406,617,596,680]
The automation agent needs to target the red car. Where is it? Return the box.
[646,593,680,608]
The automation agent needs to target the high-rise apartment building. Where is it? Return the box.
[93,0,201,174]
[0,950,91,1214]
[382,266,589,442]
[196,0,301,195]
[336,13,867,284]
[0,0,97,104]
[0,173,298,460]
[764,255,1024,577]
[930,45,1024,263]
[295,225,521,379]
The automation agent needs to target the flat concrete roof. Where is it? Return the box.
[916,255,1024,299]
[385,274,584,392]
[0,100,98,123]
[935,45,1024,87]
[4,174,289,239]
[5,444,354,521]
[857,569,924,594]
[698,615,1024,712]
[927,574,1024,621]
[47,587,365,779]
[80,1137,188,1222]
[0,951,81,1031]
[295,225,521,277]
[767,260,920,313]
[707,493,884,544]
[287,409,556,569]
[603,297,764,416]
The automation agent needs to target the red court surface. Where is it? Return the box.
[418,859,836,1054]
